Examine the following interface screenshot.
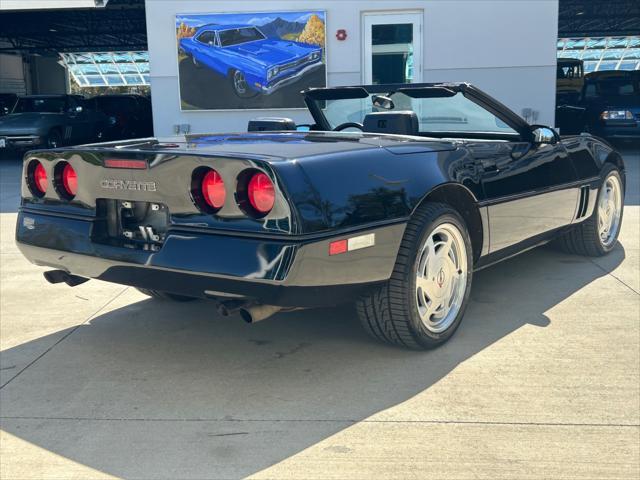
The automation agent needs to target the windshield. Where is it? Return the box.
[319,91,518,135]
[584,76,638,98]
[13,97,66,114]
[218,27,265,47]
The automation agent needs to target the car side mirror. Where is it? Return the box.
[531,125,558,145]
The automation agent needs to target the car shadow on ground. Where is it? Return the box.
[0,243,625,479]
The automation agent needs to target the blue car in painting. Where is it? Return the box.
[180,24,323,98]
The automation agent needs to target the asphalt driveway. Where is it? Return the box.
[0,148,638,479]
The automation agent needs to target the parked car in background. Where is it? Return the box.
[580,70,639,141]
[557,70,639,142]
[0,93,18,116]
[89,94,153,141]
[0,94,108,151]
[179,24,323,98]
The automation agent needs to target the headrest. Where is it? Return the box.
[248,117,296,132]
[363,111,419,136]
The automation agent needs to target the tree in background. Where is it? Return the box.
[298,14,325,47]
[177,22,196,39]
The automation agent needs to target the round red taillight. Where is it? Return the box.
[201,169,226,209]
[33,162,47,195]
[247,172,275,214]
[62,163,77,197]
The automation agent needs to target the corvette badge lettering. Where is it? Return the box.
[100,180,157,192]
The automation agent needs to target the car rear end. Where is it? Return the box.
[584,71,640,141]
[596,106,640,140]
[15,141,402,311]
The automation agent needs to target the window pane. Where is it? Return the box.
[597,61,618,71]
[602,49,626,60]
[566,38,586,49]
[587,38,606,49]
[623,48,640,59]
[124,75,143,84]
[583,61,598,73]
[618,61,638,71]
[371,24,414,84]
[87,76,106,86]
[104,75,124,85]
[582,49,604,60]
[79,65,99,74]
[118,63,138,74]
[607,38,628,48]
[98,64,118,74]
[559,50,582,59]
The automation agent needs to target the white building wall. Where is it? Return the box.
[145,0,559,136]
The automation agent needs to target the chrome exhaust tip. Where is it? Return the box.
[240,304,282,324]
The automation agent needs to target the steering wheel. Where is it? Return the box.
[333,122,364,132]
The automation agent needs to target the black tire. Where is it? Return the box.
[45,129,62,148]
[555,165,624,257]
[229,69,259,99]
[136,288,196,302]
[356,202,474,349]
[191,54,202,69]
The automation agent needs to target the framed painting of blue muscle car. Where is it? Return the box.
[176,11,327,111]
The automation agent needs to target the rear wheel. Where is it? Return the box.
[357,202,473,349]
[556,165,624,257]
[136,288,196,302]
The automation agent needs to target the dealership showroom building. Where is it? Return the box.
[0,0,639,478]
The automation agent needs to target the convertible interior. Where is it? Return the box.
[248,84,530,143]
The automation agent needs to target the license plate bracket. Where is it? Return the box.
[93,199,169,250]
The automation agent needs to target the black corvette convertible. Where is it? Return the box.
[15,83,625,349]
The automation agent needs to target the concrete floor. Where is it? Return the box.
[0,148,638,480]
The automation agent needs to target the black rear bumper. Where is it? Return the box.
[16,209,405,307]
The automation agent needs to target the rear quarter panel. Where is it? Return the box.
[272,146,482,233]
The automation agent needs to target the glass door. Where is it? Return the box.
[363,12,423,84]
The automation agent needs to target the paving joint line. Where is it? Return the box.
[0,287,129,390]
[588,257,639,295]
[0,416,638,429]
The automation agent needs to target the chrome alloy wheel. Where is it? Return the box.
[597,174,623,248]
[415,223,468,333]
